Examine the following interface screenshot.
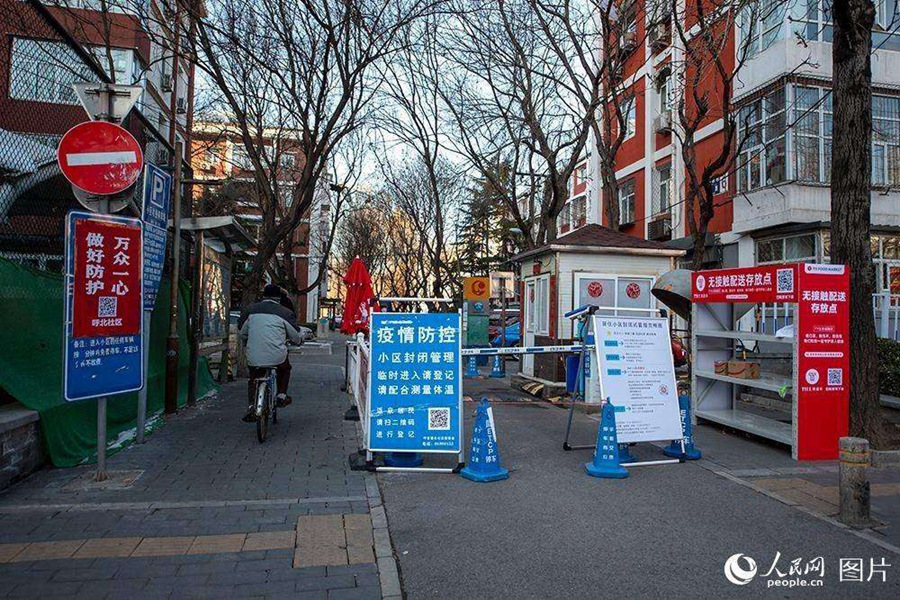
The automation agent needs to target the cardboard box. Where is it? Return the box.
[727,360,760,379]
[714,360,728,375]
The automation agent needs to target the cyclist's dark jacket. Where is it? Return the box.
[238,298,301,367]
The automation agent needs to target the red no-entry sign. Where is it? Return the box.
[57,121,143,196]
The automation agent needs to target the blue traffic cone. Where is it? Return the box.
[664,395,702,460]
[489,355,505,378]
[618,443,638,463]
[465,355,480,378]
[461,398,509,482]
[585,400,628,479]
[384,452,424,468]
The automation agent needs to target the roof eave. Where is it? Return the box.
[512,244,685,262]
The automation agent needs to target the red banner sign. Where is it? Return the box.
[72,216,143,338]
[796,264,850,460]
[692,265,798,303]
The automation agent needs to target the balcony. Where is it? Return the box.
[732,182,900,234]
[735,39,900,102]
[649,21,671,54]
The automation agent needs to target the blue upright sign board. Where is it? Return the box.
[141,163,171,311]
[368,312,463,453]
[64,212,144,401]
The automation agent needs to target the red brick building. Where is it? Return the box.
[567,0,900,291]
[190,121,332,322]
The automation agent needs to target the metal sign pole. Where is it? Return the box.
[94,195,110,481]
[136,309,151,443]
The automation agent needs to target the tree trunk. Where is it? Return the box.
[831,0,881,445]
[600,159,620,228]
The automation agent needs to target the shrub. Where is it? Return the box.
[878,337,900,398]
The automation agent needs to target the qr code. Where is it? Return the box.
[776,268,794,294]
[428,407,450,431]
[828,368,843,386]
[97,296,118,318]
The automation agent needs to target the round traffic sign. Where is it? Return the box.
[57,121,143,196]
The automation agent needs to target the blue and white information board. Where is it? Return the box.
[592,315,682,444]
[368,312,463,453]
[141,163,171,311]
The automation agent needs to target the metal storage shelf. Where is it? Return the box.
[692,299,799,458]
[694,329,793,344]
[695,409,792,445]
[694,369,792,394]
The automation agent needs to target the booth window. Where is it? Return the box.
[574,273,654,318]
[524,275,550,336]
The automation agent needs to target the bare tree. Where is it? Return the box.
[831,0,881,444]
[669,0,759,268]
[376,20,465,297]
[188,0,440,308]
[528,0,662,228]
[438,0,593,246]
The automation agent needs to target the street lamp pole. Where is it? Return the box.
[164,140,184,414]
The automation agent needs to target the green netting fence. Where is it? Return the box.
[0,257,217,467]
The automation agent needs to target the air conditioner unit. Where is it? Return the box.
[648,217,672,240]
[653,110,672,133]
[649,22,671,53]
[161,73,172,92]
[619,31,638,55]
[176,97,187,114]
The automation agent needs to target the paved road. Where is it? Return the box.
[379,400,900,599]
[0,349,386,599]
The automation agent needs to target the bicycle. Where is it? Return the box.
[252,367,278,443]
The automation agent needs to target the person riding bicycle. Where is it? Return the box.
[239,284,302,422]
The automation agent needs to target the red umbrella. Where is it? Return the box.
[340,256,376,335]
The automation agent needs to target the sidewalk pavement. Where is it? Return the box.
[378,396,900,598]
[0,346,394,599]
[693,423,900,549]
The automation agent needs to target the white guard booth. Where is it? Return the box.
[511,224,684,402]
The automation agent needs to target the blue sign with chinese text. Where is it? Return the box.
[368,312,462,453]
[141,163,171,310]
[64,212,144,401]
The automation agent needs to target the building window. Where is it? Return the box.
[571,195,587,227]
[739,2,787,58]
[737,86,786,192]
[652,164,672,215]
[558,203,571,232]
[791,85,898,187]
[872,95,900,187]
[756,233,817,264]
[793,86,832,184]
[92,47,134,84]
[231,144,253,170]
[618,179,636,224]
[623,96,636,140]
[656,68,672,115]
[9,38,91,104]
[575,163,587,188]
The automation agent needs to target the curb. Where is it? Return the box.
[353,409,403,599]
[366,475,403,599]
